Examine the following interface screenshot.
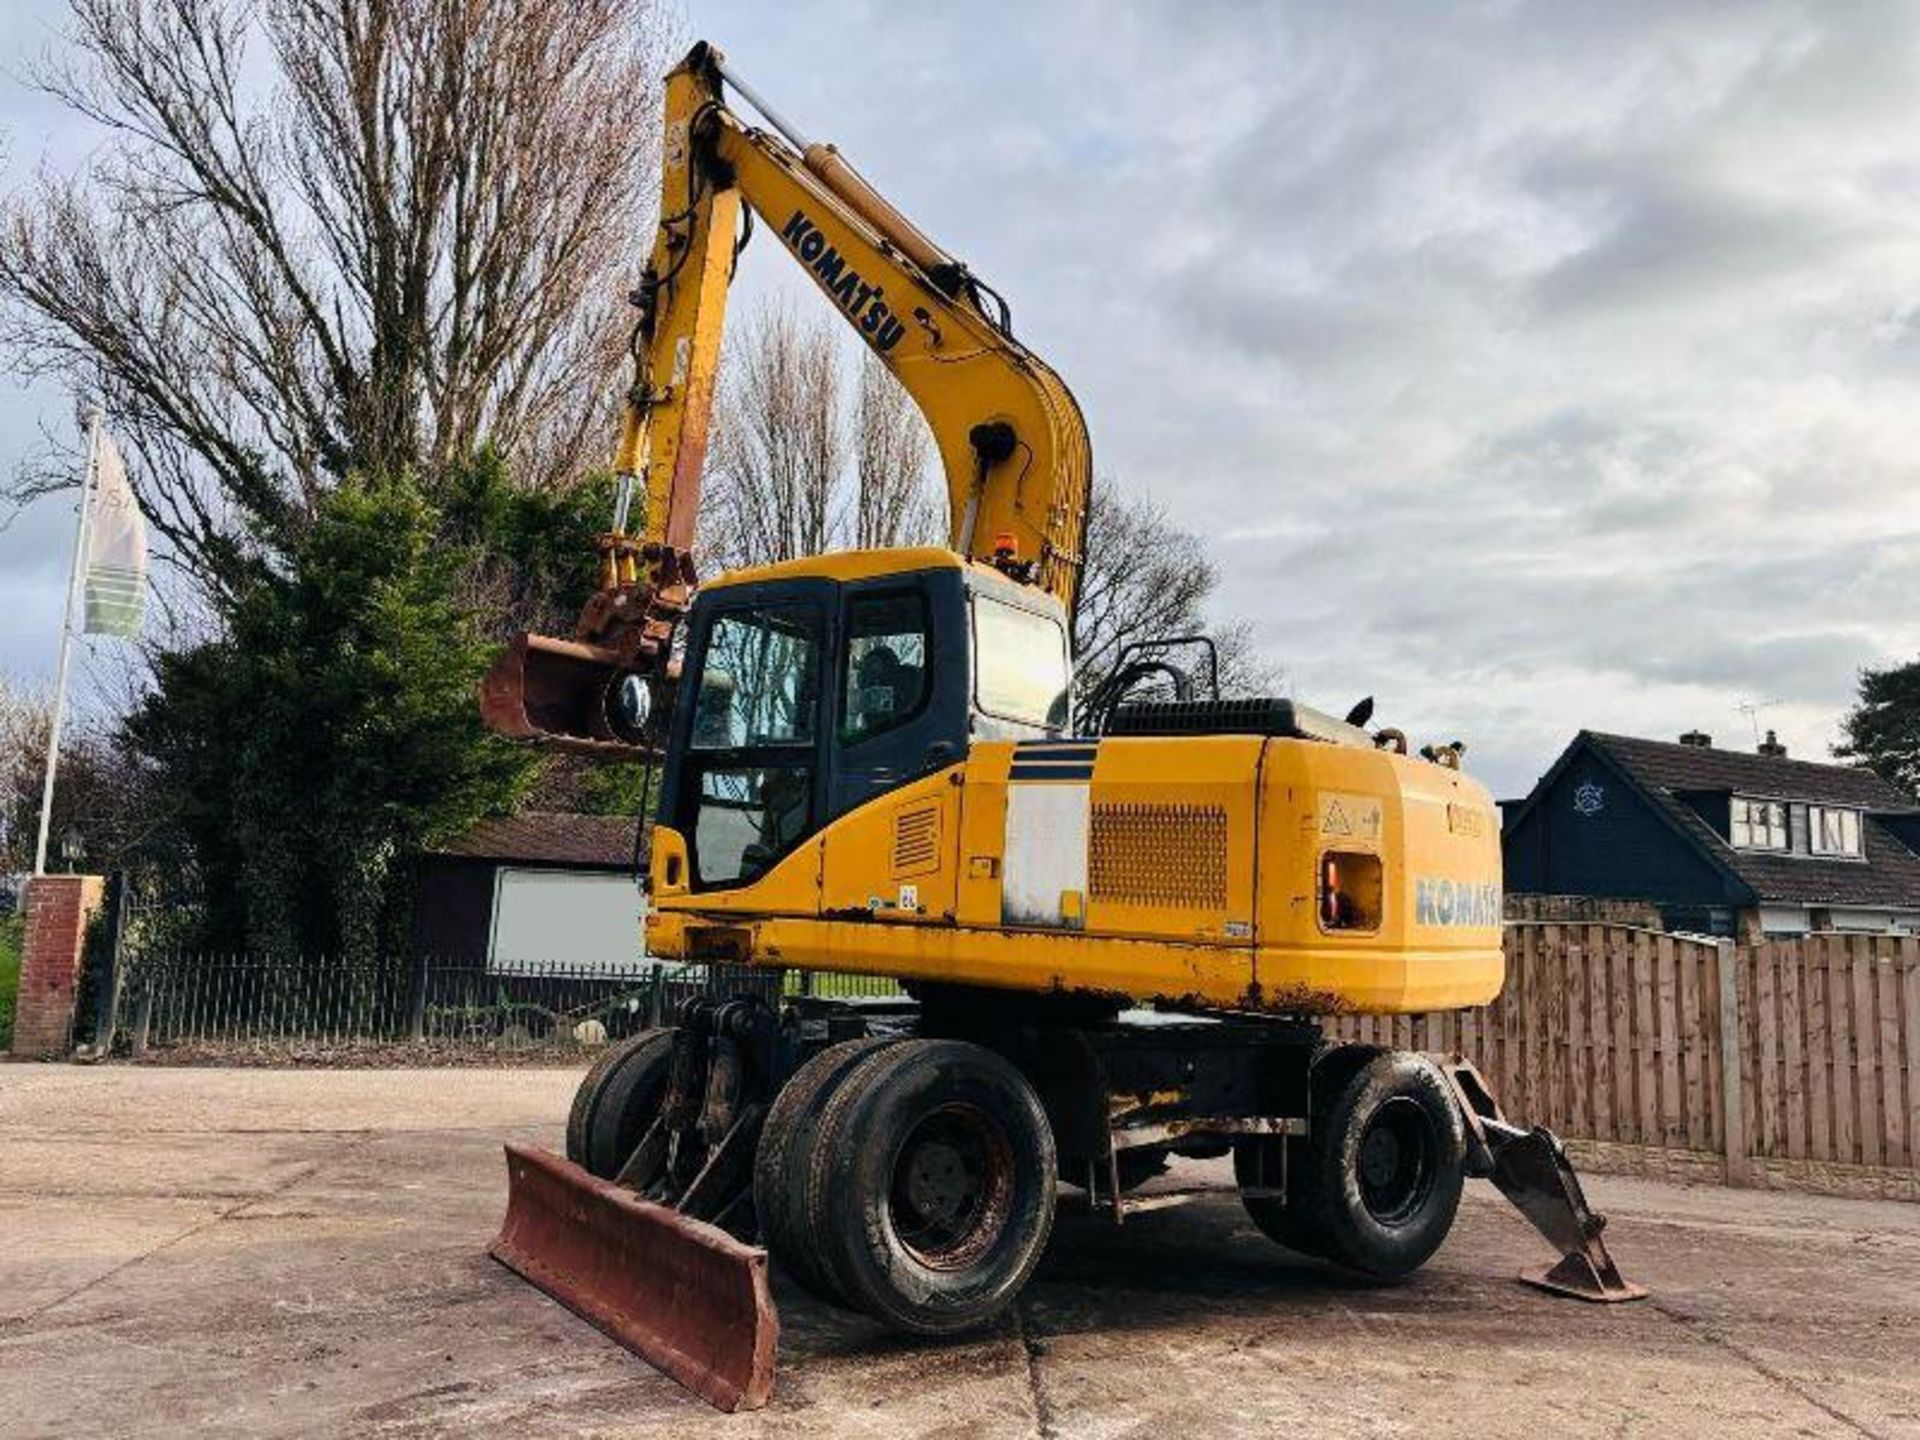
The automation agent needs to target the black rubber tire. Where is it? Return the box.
[1281,1050,1465,1281]
[754,1037,899,1301]
[566,1032,640,1165]
[564,1028,675,1179]
[1234,1139,1322,1256]
[808,1039,1056,1336]
[1234,1044,1379,1258]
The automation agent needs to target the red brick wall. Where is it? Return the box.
[12,875,105,1058]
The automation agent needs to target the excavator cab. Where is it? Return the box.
[659,551,1069,892]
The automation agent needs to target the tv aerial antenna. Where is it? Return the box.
[1735,697,1783,746]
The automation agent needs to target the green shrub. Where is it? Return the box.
[0,914,22,1050]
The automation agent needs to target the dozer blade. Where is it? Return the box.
[1435,1057,1647,1304]
[479,632,647,758]
[490,1144,778,1412]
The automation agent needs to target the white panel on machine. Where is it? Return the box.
[488,868,647,974]
[1001,782,1089,928]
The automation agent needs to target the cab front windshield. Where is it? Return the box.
[685,603,821,886]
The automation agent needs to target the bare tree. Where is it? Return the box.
[0,0,674,593]
[705,303,844,570]
[704,301,941,572]
[1072,487,1278,707]
[853,351,938,550]
[0,671,148,874]
[705,311,1269,708]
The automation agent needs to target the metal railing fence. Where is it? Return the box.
[113,953,904,1060]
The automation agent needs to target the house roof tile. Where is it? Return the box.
[432,812,640,869]
[1584,733,1920,909]
[1587,733,1915,810]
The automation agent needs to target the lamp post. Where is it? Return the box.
[58,824,85,875]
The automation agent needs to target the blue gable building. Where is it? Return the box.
[1502,730,1920,939]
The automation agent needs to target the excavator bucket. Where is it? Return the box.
[490,1144,778,1411]
[479,633,644,758]
[1436,1058,1647,1304]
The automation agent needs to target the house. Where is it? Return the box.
[411,812,648,971]
[1501,729,1920,940]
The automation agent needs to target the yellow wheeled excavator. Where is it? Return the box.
[483,41,1642,1414]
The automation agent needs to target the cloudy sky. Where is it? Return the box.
[5,1,1920,797]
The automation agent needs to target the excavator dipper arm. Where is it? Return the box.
[480,41,1091,754]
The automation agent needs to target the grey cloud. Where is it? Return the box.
[4,0,1916,797]
[1526,160,1857,318]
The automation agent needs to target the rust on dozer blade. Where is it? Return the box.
[490,1144,778,1411]
[479,633,646,758]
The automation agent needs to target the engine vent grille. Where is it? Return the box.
[891,803,941,877]
[1089,803,1228,909]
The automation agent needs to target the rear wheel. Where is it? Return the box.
[1244,1050,1464,1281]
[1234,1044,1378,1258]
[753,1037,899,1302]
[808,1039,1056,1335]
[565,1028,675,1179]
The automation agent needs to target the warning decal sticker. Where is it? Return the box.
[1319,792,1383,842]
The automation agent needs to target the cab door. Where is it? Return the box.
[664,578,835,892]
[828,570,970,819]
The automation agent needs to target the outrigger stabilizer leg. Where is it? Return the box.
[1435,1058,1647,1303]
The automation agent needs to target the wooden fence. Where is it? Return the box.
[1325,924,1920,1201]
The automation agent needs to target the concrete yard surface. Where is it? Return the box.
[1,1066,1915,1439]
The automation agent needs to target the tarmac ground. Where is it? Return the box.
[2,1065,1915,1438]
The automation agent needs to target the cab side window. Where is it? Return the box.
[841,592,930,744]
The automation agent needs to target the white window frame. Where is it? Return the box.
[1808,805,1863,858]
[1730,796,1788,852]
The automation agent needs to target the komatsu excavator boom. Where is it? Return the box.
[481,40,1090,754]
[485,42,1641,1416]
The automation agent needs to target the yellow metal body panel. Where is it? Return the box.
[651,734,1503,1015]
[702,546,963,591]
[616,74,742,555]
[701,548,1065,626]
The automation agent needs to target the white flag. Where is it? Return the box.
[82,428,146,638]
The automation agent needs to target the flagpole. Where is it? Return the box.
[33,408,103,877]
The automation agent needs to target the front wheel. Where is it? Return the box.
[564,1028,674,1179]
[754,1037,900,1304]
[809,1039,1057,1335]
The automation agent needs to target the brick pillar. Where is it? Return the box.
[12,875,106,1058]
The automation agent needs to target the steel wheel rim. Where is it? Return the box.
[1356,1096,1437,1226]
[886,1102,1015,1270]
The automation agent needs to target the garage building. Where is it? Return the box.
[411,812,648,972]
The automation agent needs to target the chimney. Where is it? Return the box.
[1678,730,1712,749]
[1758,729,1787,758]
